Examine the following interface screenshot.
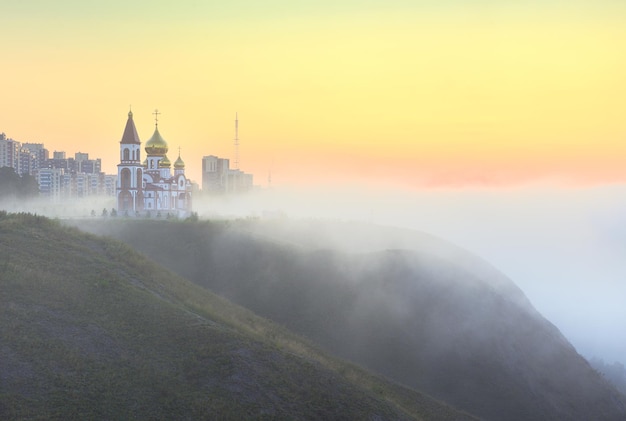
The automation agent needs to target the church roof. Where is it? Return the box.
[145,126,168,156]
[120,110,141,145]
[174,154,185,169]
[159,154,171,168]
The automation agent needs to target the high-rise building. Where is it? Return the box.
[202,154,253,194]
[18,148,37,175]
[103,174,117,196]
[2,133,114,198]
[75,152,89,162]
[202,155,230,193]
[74,152,101,174]
[72,172,103,197]
[201,114,254,194]
[38,168,66,200]
[0,134,21,173]
[47,155,73,172]
[22,143,49,173]
[226,169,254,193]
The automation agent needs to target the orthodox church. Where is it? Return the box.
[116,110,192,216]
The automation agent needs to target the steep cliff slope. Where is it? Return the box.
[75,218,626,421]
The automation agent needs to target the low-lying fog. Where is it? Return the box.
[3,184,623,364]
[196,183,626,365]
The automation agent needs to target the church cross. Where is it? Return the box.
[153,109,161,126]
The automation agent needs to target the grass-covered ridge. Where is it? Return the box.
[70,217,626,421]
[0,212,474,420]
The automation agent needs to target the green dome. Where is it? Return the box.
[174,155,185,169]
[145,126,168,156]
[159,155,171,168]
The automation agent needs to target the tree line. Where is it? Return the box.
[0,167,39,198]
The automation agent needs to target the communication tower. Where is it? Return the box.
[233,113,239,170]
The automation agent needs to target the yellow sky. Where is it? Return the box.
[1,2,625,188]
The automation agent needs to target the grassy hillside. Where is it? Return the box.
[0,212,475,420]
[72,217,626,421]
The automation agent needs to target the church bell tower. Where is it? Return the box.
[116,109,144,213]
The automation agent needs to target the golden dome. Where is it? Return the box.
[174,155,185,169]
[145,126,168,156]
[159,155,171,168]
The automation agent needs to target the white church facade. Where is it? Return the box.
[116,110,192,216]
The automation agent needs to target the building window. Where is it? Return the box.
[136,168,142,189]
[120,168,131,189]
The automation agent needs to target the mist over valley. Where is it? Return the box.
[191,184,626,365]
[70,192,626,420]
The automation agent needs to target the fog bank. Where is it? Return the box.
[195,184,626,363]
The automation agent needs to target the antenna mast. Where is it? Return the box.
[233,112,239,170]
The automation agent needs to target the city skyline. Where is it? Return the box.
[2,1,625,189]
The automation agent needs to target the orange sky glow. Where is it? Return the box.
[1,1,625,189]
